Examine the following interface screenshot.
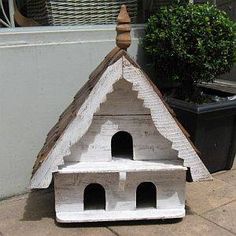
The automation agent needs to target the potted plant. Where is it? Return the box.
[142,2,236,173]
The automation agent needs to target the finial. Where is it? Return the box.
[116,5,131,50]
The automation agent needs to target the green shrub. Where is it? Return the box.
[142,3,235,102]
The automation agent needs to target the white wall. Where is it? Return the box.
[0,25,145,199]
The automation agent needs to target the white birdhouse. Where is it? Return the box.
[30,5,211,223]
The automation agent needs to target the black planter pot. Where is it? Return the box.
[166,92,236,173]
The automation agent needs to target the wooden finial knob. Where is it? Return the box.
[116,5,131,50]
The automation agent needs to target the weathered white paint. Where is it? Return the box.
[58,159,186,173]
[31,55,211,189]
[54,167,186,222]
[0,25,145,199]
[96,79,150,115]
[66,116,177,162]
[65,79,177,162]
[56,209,185,223]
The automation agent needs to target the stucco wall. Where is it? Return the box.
[0,25,145,199]
[218,0,236,82]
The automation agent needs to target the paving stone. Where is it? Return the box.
[202,200,236,234]
[186,178,236,214]
[0,190,114,236]
[109,215,235,236]
[213,170,236,187]
[1,176,236,236]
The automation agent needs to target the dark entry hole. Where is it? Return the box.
[84,184,105,210]
[111,131,133,159]
[136,182,156,208]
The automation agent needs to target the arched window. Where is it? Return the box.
[111,131,133,159]
[136,182,156,208]
[84,183,106,210]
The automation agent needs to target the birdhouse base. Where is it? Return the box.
[54,160,186,223]
[56,208,185,223]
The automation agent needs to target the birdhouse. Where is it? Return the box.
[31,5,211,223]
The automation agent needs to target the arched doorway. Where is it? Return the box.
[84,183,106,210]
[136,182,156,208]
[111,131,133,159]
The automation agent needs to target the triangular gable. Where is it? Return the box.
[65,79,178,163]
[31,49,211,189]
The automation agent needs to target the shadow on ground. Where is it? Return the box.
[21,185,55,221]
[56,218,184,229]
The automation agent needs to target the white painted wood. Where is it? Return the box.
[31,55,211,189]
[65,115,178,162]
[56,209,185,223]
[65,79,177,162]
[96,79,150,115]
[119,172,127,191]
[54,168,186,222]
[58,159,186,173]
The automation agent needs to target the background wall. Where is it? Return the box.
[0,25,145,199]
[217,0,236,82]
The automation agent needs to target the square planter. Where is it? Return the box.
[166,89,236,173]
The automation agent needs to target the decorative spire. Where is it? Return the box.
[116,5,131,50]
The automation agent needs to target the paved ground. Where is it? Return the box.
[0,162,236,236]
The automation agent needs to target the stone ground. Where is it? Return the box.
[0,162,236,236]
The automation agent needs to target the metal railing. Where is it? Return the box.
[0,0,15,27]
